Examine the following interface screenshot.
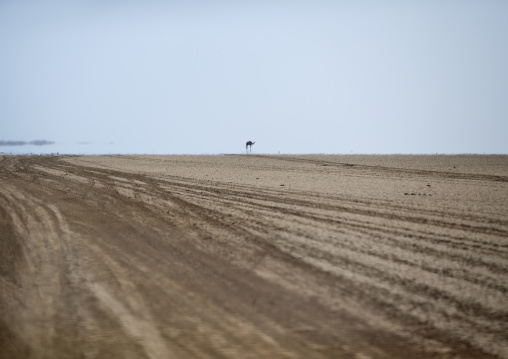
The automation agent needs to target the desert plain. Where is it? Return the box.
[1,154,507,359]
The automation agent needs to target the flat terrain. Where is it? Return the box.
[1,154,508,359]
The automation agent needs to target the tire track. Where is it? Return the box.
[2,155,507,358]
[251,154,508,183]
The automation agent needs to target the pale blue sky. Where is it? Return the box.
[1,1,507,154]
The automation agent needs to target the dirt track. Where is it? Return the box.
[1,154,507,359]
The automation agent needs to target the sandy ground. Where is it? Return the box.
[1,154,507,359]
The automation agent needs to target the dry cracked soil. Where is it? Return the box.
[1,154,507,359]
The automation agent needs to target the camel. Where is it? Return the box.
[246,141,255,153]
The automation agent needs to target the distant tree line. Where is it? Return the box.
[0,140,54,146]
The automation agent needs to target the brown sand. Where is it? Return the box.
[1,154,507,358]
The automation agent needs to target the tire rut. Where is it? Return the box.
[2,155,506,358]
